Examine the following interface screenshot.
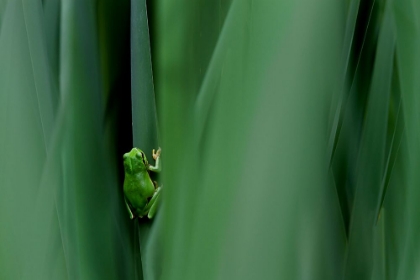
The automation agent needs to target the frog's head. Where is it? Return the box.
[123,148,149,174]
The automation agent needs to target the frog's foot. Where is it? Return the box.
[152,147,161,160]
[153,181,158,189]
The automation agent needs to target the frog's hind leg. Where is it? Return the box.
[147,187,161,219]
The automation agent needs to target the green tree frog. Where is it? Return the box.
[123,147,161,219]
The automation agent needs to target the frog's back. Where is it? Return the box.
[124,172,154,209]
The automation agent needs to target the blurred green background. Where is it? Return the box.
[0,0,419,279]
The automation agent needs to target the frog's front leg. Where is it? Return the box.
[144,187,161,219]
[148,148,161,172]
[124,197,135,220]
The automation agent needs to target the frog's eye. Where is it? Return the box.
[136,152,147,164]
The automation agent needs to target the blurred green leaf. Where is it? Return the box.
[0,1,53,277]
[42,0,60,113]
[156,1,346,279]
[130,0,160,279]
[1,0,136,279]
[392,0,420,279]
[343,2,395,278]
[330,0,377,236]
